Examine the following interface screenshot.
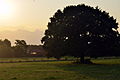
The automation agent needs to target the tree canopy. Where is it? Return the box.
[41,4,119,63]
[13,40,28,57]
[0,39,14,57]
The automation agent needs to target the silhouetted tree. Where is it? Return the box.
[13,40,28,57]
[0,39,14,58]
[41,4,119,63]
[3,39,11,47]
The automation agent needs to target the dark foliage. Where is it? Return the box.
[0,39,14,57]
[13,40,28,57]
[41,4,119,63]
[0,39,29,58]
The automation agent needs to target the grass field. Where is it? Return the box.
[0,58,120,80]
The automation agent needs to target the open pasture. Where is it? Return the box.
[0,58,120,80]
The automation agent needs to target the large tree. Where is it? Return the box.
[41,4,119,63]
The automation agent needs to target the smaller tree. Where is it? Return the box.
[0,39,14,58]
[13,40,28,57]
[3,39,11,47]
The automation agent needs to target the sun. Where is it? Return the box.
[0,0,14,19]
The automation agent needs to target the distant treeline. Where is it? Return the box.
[0,39,46,58]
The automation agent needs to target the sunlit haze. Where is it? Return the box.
[0,0,120,45]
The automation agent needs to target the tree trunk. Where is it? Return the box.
[80,55,85,63]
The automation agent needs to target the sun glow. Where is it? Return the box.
[0,0,15,19]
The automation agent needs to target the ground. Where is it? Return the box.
[0,58,120,80]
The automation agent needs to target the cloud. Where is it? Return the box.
[0,29,44,45]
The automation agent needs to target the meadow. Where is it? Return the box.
[0,58,120,80]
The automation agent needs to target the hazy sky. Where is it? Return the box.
[0,0,120,45]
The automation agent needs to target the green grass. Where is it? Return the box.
[0,58,120,80]
[0,57,57,62]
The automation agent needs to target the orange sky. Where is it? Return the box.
[0,0,119,45]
